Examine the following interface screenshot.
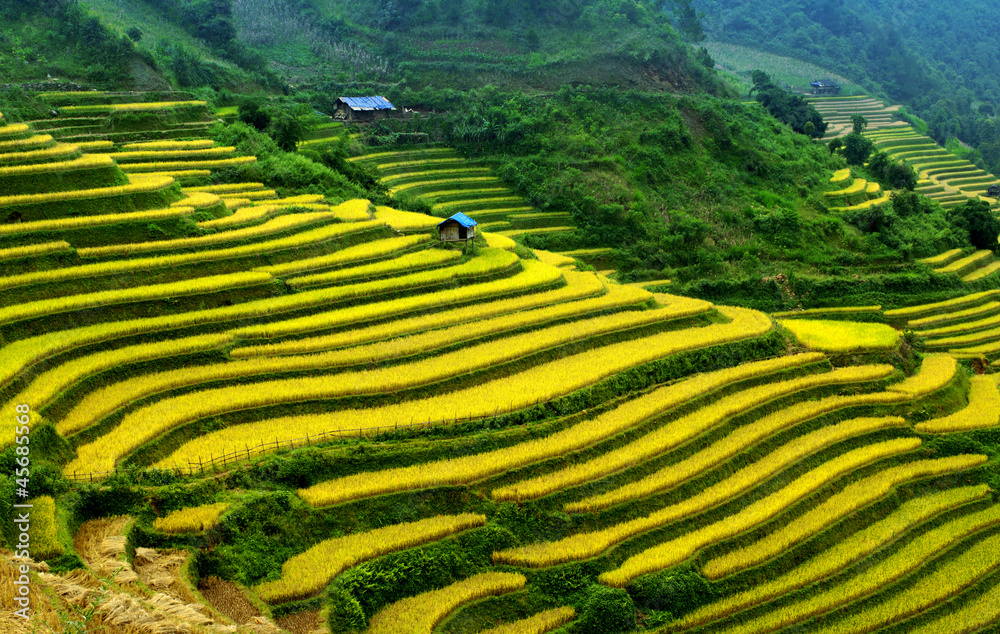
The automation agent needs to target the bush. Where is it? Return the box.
[328,584,367,633]
[628,565,715,618]
[577,585,635,634]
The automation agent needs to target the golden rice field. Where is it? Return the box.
[7,99,1000,634]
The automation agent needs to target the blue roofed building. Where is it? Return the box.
[438,212,477,243]
[334,96,396,121]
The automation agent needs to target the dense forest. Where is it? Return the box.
[694,0,1000,178]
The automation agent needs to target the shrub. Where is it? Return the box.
[577,586,635,634]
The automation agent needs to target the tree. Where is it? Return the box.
[954,199,1000,251]
[842,132,874,165]
[126,27,143,43]
[851,114,868,135]
[269,111,305,152]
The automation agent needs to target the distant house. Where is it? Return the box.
[988,184,1000,198]
[334,96,396,122]
[438,212,477,244]
[810,80,841,95]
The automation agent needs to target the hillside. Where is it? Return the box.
[1,92,1000,634]
[693,0,1000,180]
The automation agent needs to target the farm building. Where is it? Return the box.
[438,212,477,244]
[987,184,1000,198]
[334,96,396,121]
[810,79,841,95]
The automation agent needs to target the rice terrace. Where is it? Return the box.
[2,0,1000,633]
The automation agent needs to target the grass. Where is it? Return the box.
[254,514,487,603]
[367,572,526,634]
[778,319,900,353]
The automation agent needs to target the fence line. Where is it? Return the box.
[64,399,549,482]
[64,349,796,483]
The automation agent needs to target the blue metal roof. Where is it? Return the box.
[438,212,477,228]
[338,96,395,111]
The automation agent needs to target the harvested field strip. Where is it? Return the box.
[906,573,1000,634]
[675,485,992,630]
[0,220,380,292]
[183,182,266,194]
[367,572,526,634]
[498,227,575,238]
[502,365,895,506]
[295,354,817,506]
[380,167,491,183]
[153,502,229,534]
[254,514,487,603]
[376,158,464,170]
[913,310,1000,336]
[478,607,577,634]
[153,306,773,471]
[918,249,963,266]
[0,174,174,208]
[351,147,454,162]
[235,267,605,355]
[0,143,78,165]
[287,249,463,287]
[0,241,73,261]
[564,387,903,513]
[59,101,207,113]
[914,375,1000,432]
[599,451,986,589]
[884,291,999,321]
[77,212,345,257]
[770,306,881,318]
[121,140,217,151]
[499,437,924,570]
[389,177,502,194]
[111,147,236,162]
[0,205,194,238]
[806,530,1000,634]
[0,154,113,177]
[232,260,566,340]
[924,324,1000,348]
[0,134,54,152]
[253,234,429,277]
[375,206,443,231]
[963,261,1000,282]
[0,271,273,328]
[68,296,702,470]
[119,156,256,172]
[934,249,993,273]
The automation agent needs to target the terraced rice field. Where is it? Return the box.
[4,97,1000,633]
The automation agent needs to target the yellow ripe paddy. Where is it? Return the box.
[779,318,900,353]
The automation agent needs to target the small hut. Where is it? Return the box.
[333,96,396,122]
[438,213,477,247]
[987,184,1000,198]
[810,79,841,95]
